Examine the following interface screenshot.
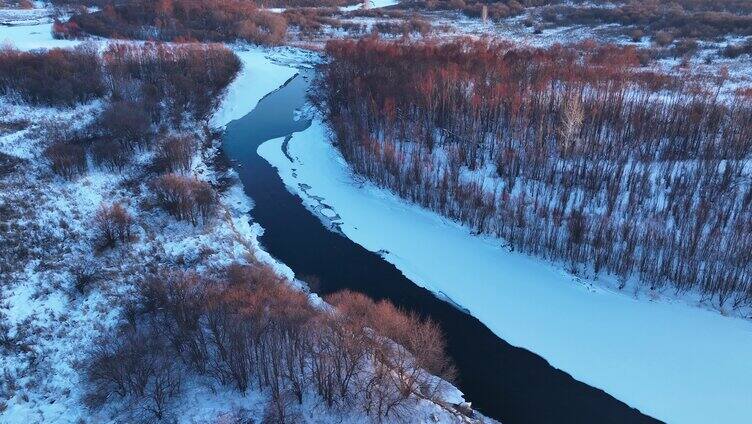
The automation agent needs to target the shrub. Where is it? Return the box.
[283,7,343,35]
[71,260,100,294]
[630,29,644,42]
[325,290,377,327]
[654,30,674,47]
[673,38,699,57]
[406,18,432,36]
[0,151,21,179]
[374,18,432,36]
[93,202,133,248]
[722,38,752,58]
[52,19,83,39]
[262,392,300,424]
[155,134,195,173]
[44,141,86,179]
[138,272,209,369]
[225,262,284,288]
[0,46,103,106]
[103,43,241,124]
[326,290,455,381]
[372,301,455,384]
[325,290,455,416]
[97,100,152,150]
[151,173,216,225]
[234,10,288,45]
[91,138,132,172]
[205,279,317,395]
[86,325,182,420]
[89,100,152,171]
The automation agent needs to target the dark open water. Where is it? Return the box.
[221,72,661,424]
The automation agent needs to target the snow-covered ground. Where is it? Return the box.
[341,0,399,12]
[6,6,750,423]
[0,6,51,26]
[0,15,481,423]
[0,19,286,421]
[0,22,79,50]
[267,0,398,14]
[0,6,80,50]
[259,118,752,424]
[0,78,282,424]
[211,49,298,128]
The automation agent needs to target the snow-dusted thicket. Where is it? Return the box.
[259,112,752,424]
[299,38,752,423]
[0,36,266,422]
[321,38,752,312]
[0,82,269,423]
[57,0,288,45]
[0,12,481,423]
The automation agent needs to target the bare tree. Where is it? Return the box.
[93,202,133,248]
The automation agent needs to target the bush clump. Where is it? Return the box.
[541,0,752,43]
[45,141,87,179]
[0,46,103,106]
[155,134,195,173]
[93,202,133,248]
[103,43,241,124]
[722,38,752,58]
[151,173,216,225]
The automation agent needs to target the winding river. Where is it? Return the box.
[222,72,660,424]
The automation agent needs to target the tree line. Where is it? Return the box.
[14,42,241,183]
[55,0,287,45]
[86,266,459,421]
[318,38,752,310]
[541,0,752,41]
[0,46,103,106]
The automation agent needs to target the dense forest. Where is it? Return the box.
[319,38,752,310]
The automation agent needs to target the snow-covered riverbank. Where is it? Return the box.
[0,19,301,422]
[258,118,752,424]
[0,15,481,421]
[212,49,298,128]
[0,22,78,50]
[3,10,748,423]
